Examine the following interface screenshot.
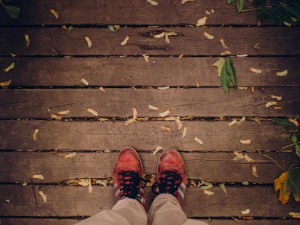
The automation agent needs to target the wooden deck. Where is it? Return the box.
[0,0,300,224]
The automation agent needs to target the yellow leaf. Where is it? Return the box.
[32,175,44,180]
[276,70,288,76]
[4,62,14,72]
[86,108,98,116]
[125,107,137,126]
[64,152,76,159]
[289,212,300,218]
[182,127,187,138]
[158,86,169,91]
[194,136,203,145]
[271,95,282,101]
[99,87,106,92]
[33,129,39,142]
[266,101,278,108]
[220,50,231,55]
[142,54,149,62]
[202,190,214,195]
[196,16,208,27]
[85,36,92,48]
[0,79,12,88]
[288,118,299,127]
[161,125,171,132]
[49,9,59,19]
[220,38,228,49]
[25,34,30,47]
[80,78,89,86]
[149,105,159,111]
[252,165,259,177]
[241,209,250,215]
[121,36,129,46]
[195,80,200,87]
[153,146,163,155]
[233,150,245,160]
[57,110,70,115]
[203,31,214,39]
[274,172,287,191]
[249,67,262,74]
[212,58,225,77]
[245,154,255,162]
[240,139,251,145]
[175,117,183,130]
[159,109,171,117]
[147,0,158,6]
[181,0,194,4]
[39,191,47,202]
[50,114,62,120]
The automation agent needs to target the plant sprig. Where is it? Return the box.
[0,0,20,19]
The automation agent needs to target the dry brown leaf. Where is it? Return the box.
[39,191,47,202]
[49,9,59,19]
[182,127,187,138]
[147,0,158,6]
[288,118,299,127]
[33,129,39,142]
[240,139,251,145]
[32,175,44,180]
[86,108,98,116]
[196,16,208,27]
[274,106,283,110]
[194,136,203,145]
[153,146,163,155]
[252,165,259,177]
[241,209,250,215]
[50,114,62,120]
[220,38,228,49]
[159,109,171,117]
[149,105,159,111]
[80,78,89,86]
[142,54,149,62]
[85,36,92,48]
[202,190,214,195]
[64,152,76,159]
[271,95,282,101]
[121,36,129,46]
[161,125,171,132]
[25,34,30,47]
[249,67,262,74]
[158,86,169,91]
[178,54,184,59]
[0,79,12,88]
[181,0,194,4]
[203,32,214,39]
[57,110,70,115]
[276,70,288,76]
[195,80,200,87]
[266,101,278,108]
[175,117,183,130]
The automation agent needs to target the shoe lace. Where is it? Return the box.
[152,171,182,196]
[119,171,145,199]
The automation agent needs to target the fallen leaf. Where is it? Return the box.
[32,175,44,180]
[22,182,28,186]
[288,118,299,127]
[80,78,89,86]
[203,31,214,39]
[154,32,165,39]
[276,70,288,76]
[241,209,250,215]
[266,101,278,108]
[245,154,255,162]
[271,95,282,101]
[64,152,76,158]
[153,146,163,155]
[220,38,228,49]
[10,53,17,57]
[164,32,177,43]
[39,191,47,202]
[233,150,245,160]
[78,179,90,187]
[142,54,149,62]
[182,127,187,138]
[274,106,283,110]
[57,110,70,115]
[33,129,39,142]
[196,16,208,27]
[195,80,200,87]
[254,43,260,49]
[161,125,172,132]
[4,63,14,72]
[205,9,211,15]
[249,67,262,74]
[238,87,248,90]
[181,0,194,4]
[289,212,300,219]
[149,105,159,111]
[194,136,203,145]
[86,108,98,116]
[220,50,232,55]
[159,109,171,117]
[202,190,214,195]
[237,54,248,57]
[147,0,158,6]
[178,54,184,59]
[219,183,228,196]
[228,119,238,127]
[121,36,129,45]
[85,36,92,48]
[175,117,183,130]
[251,86,255,93]
[164,116,176,121]
[0,79,12,88]
[125,107,137,126]
[252,165,259,177]
[212,58,225,77]
[25,34,30,47]
[50,114,62,120]
[49,9,58,18]
[240,139,251,145]
[99,87,106,92]
[62,25,74,32]
[242,181,249,185]
[88,179,93,193]
[158,86,169,91]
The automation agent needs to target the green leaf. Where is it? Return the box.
[272,118,294,128]
[291,133,297,144]
[287,166,300,201]
[236,0,245,13]
[220,65,230,95]
[212,58,225,77]
[227,0,234,5]
[242,181,249,185]
[219,183,228,196]
[296,144,300,157]
[3,62,14,72]
[4,5,20,19]
[67,26,74,32]
[225,58,237,87]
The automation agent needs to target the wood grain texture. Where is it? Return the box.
[1,57,300,87]
[0,88,299,118]
[0,120,291,152]
[1,219,299,225]
[0,185,299,217]
[0,152,298,183]
[1,27,299,56]
[0,0,260,25]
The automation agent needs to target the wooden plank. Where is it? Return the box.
[0,185,299,217]
[0,0,260,26]
[0,152,298,183]
[1,218,299,225]
[0,120,291,152]
[1,27,299,56]
[1,57,300,87]
[0,88,299,118]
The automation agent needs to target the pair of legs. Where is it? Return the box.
[75,148,208,225]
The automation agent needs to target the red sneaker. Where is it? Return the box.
[113,147,146,208]
[152,148,187,206]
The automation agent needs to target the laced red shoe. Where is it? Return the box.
[152,148,187,206]
[113,147,146,208]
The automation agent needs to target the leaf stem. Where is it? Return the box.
[281,142,300,150]
[263,154,284,171]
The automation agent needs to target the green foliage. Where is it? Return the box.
[236,0,245,13]
[287,165,300,201]
[272,118,294,128]
[0,1,20,19]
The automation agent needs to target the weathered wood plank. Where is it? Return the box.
[1,27,299,56]
[0,0,260,25]
[1,218,299,225]
[1,57,300,87]
[0,121,292,152]
[0,88,299,118]
[0,152,298,183]
[0,185,299,217]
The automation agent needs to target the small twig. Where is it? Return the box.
[281,142,300,150]
[263,154,284,171]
